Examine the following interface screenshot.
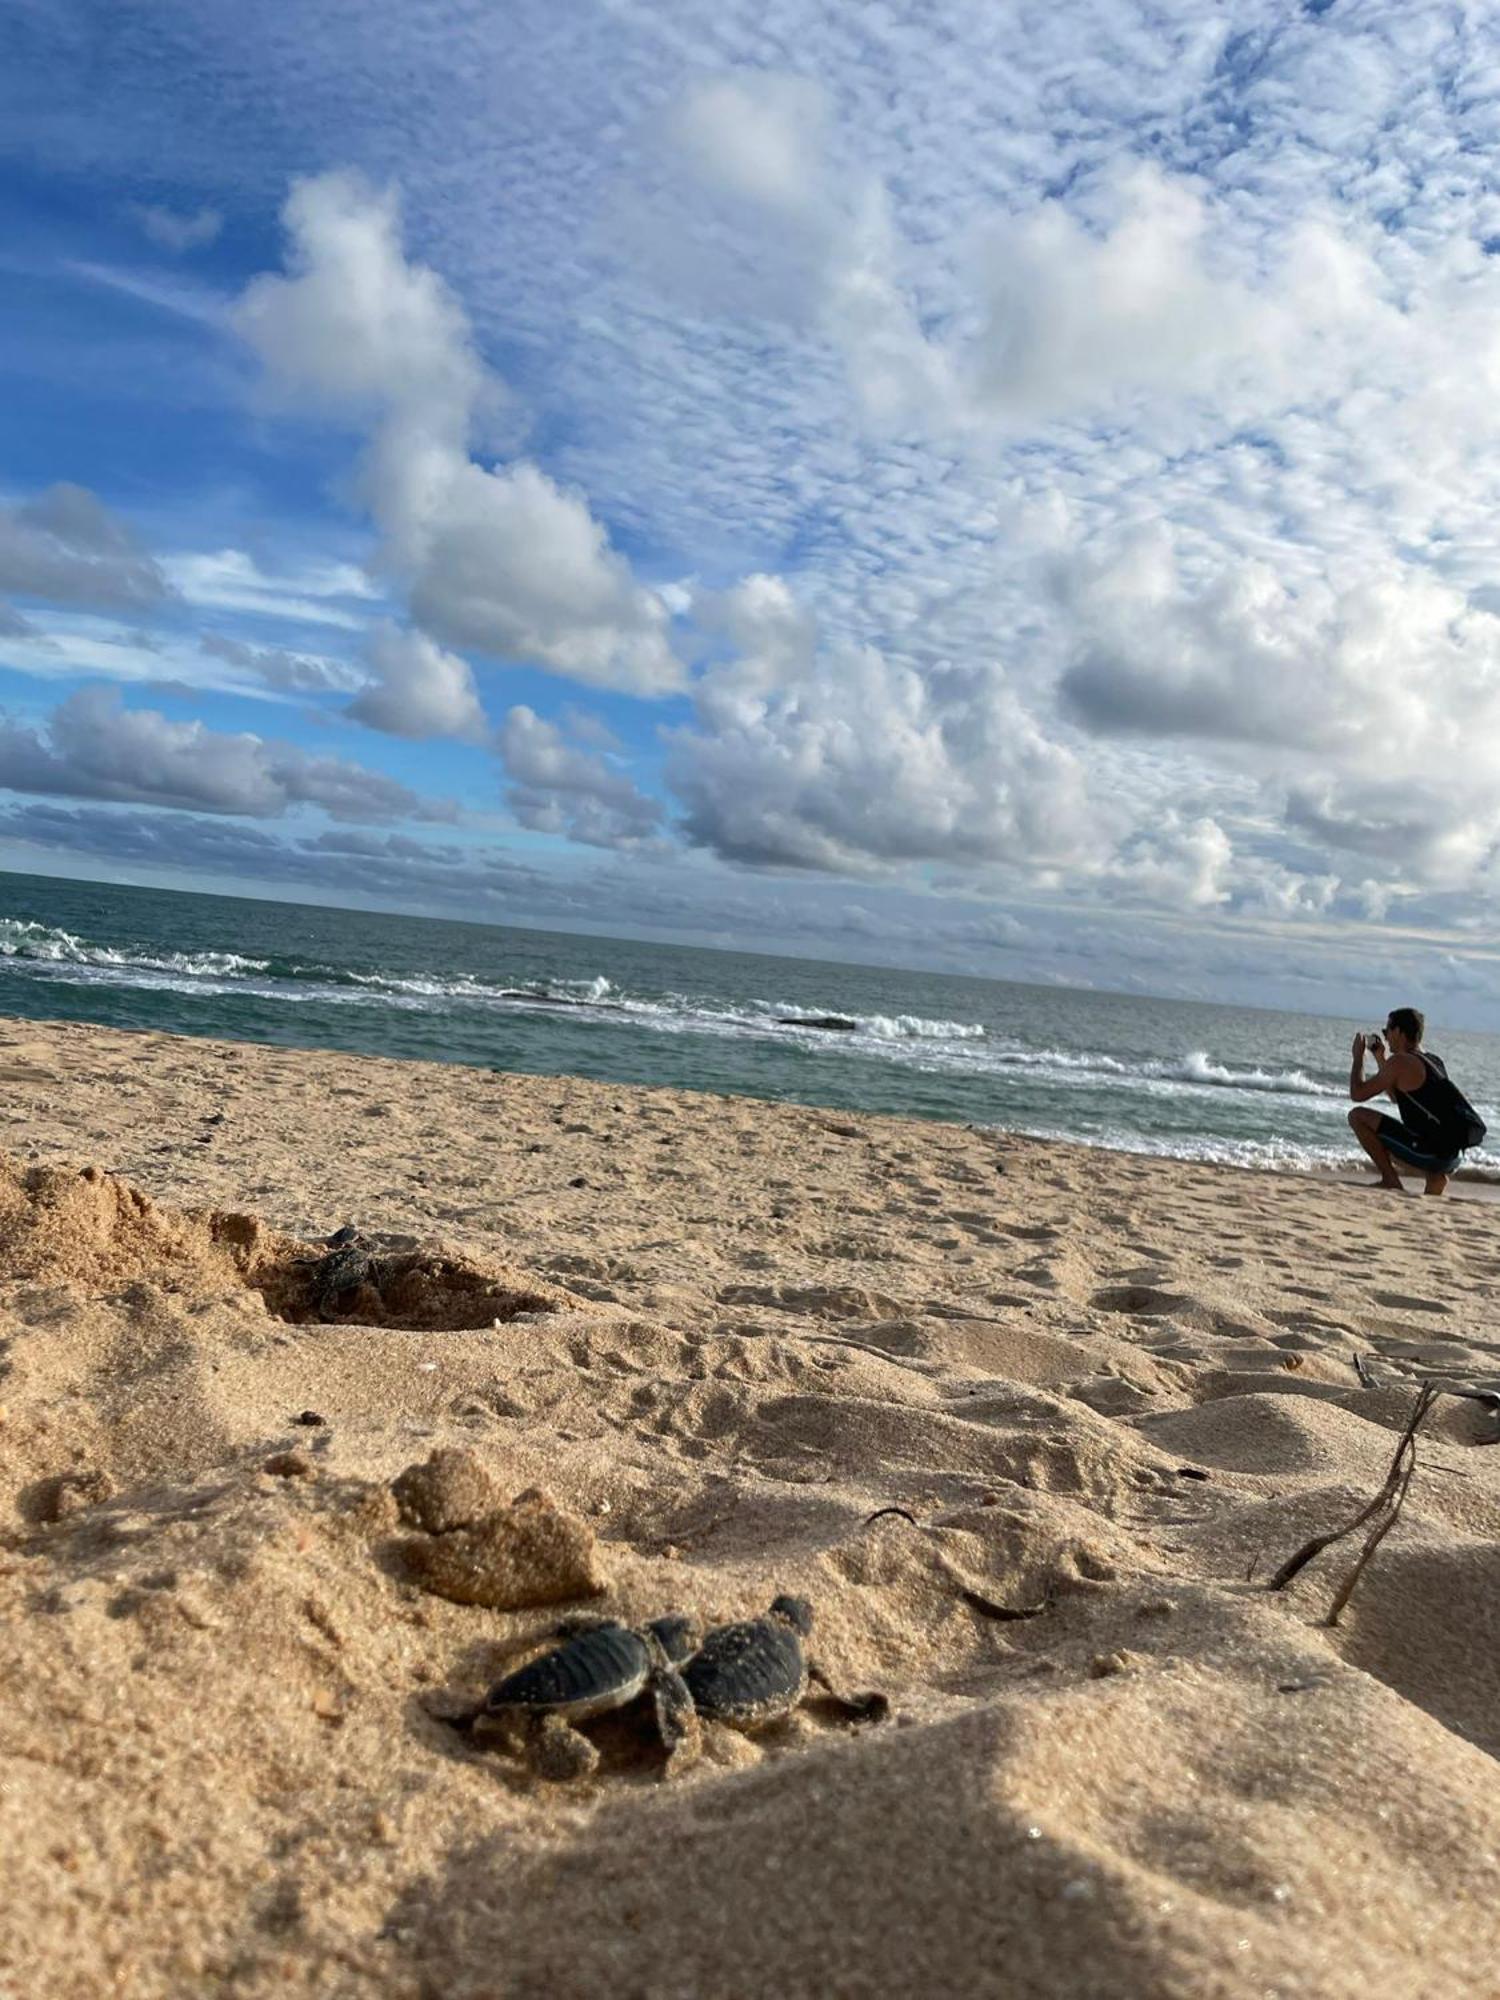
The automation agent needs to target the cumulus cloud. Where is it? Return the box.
[0,485,169,614]
[967,165,1292,424]
[1056,522,1500,889]
[236,173,682,693]
[499,705,664,849]
[671,73,828,216]
[200,631,365,696]
[1106,814,1233,911]
[132,203,223,253]
[0,687,450,824]
[662,71,953,429]
[668,575,1100,874]
[637,57,1500,912]
[347,620,488,740]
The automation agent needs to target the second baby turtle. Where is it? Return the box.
[683,1595,888,1732]
[473,1613,701,1780]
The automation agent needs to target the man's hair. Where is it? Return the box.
[1386,1006,1425,1044]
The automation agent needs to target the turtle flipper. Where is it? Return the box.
[650,1660,701,1778]
[808,1659,889,1724]
[527,1711,600,1782]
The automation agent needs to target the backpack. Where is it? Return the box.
[1418,1055,1488,1153]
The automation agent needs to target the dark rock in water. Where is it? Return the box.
[779,1015,858,1032]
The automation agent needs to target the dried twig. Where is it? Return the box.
[859,1506,1047,1621]
[1267,1383,1436,1617]
[1353,1353,1379,1390]
[957,1585,1047,1622]
[1323,1449,1419,1626]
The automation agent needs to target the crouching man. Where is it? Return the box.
[1347,1007,1485,1197]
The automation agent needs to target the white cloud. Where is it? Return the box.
[499,705,664,849]
[1055,521,1500,890]
[131,203,224,253]
[1106,814,1233,911]
[0,602,38,639]
[236,173,683,694]
[347,620,488,741]
[164,547,381,628]
[236,173,482,436]
[200,631,365,695]
[966,164,1292,424]
[669,575,1101,873]
[659,71,953,430]
[0,687,450,824]
[0,484,169,614]
[670,74,828,216]
[402,460,680,693]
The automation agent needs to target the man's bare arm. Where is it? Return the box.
[1349,1034,1394,1104]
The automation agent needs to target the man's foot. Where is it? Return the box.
[1364,1178,1411,1194]
[1424,1173,1449,1197]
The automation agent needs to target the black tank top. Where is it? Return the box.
[1393,1053,1463,1148]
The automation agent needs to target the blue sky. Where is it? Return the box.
[3,0,1500,1021]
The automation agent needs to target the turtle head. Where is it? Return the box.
[769,1594,813,1637]
[644,1613,700,1665]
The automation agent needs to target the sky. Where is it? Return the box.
[2,0,1500,1022]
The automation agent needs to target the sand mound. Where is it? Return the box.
[0,1155,573,1329]
[1337,1536,1500,1758]
[1134,1393,1403,1479]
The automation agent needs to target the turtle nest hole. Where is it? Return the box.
[260,1248,561,1332]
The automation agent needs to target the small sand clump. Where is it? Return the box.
[392,1447,504,1533]
[398,1466,607,1610]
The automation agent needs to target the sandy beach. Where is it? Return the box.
[4,1011,1500,1999]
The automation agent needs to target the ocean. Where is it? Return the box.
[1,870,1496,1180]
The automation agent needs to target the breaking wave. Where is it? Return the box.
[0,923,991,1045]
[4,906,1494,1183]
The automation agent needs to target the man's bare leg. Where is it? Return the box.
[1424,1171,1449,1197]
[1347,1108,1408,1192]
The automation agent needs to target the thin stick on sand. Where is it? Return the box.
[1267,1383,1437,1624]
[861,1508,1047,1620]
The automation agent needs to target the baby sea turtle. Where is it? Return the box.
[300,1226,378,1321]
[474,1613,701,1781]
[683,1595,888,1732]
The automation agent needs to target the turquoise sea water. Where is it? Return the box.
[1,871,1497,1179]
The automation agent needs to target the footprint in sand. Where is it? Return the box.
[1089,1285,1191,1318]
[1372,1291,1453,1316]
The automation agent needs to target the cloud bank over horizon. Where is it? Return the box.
[2,0,1500,1015]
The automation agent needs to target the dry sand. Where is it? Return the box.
[3,1013,1500,1999]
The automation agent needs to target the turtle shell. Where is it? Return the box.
[309,1240,373,1309]
[485,1623,650,1721]
[683,1615,807,1726]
